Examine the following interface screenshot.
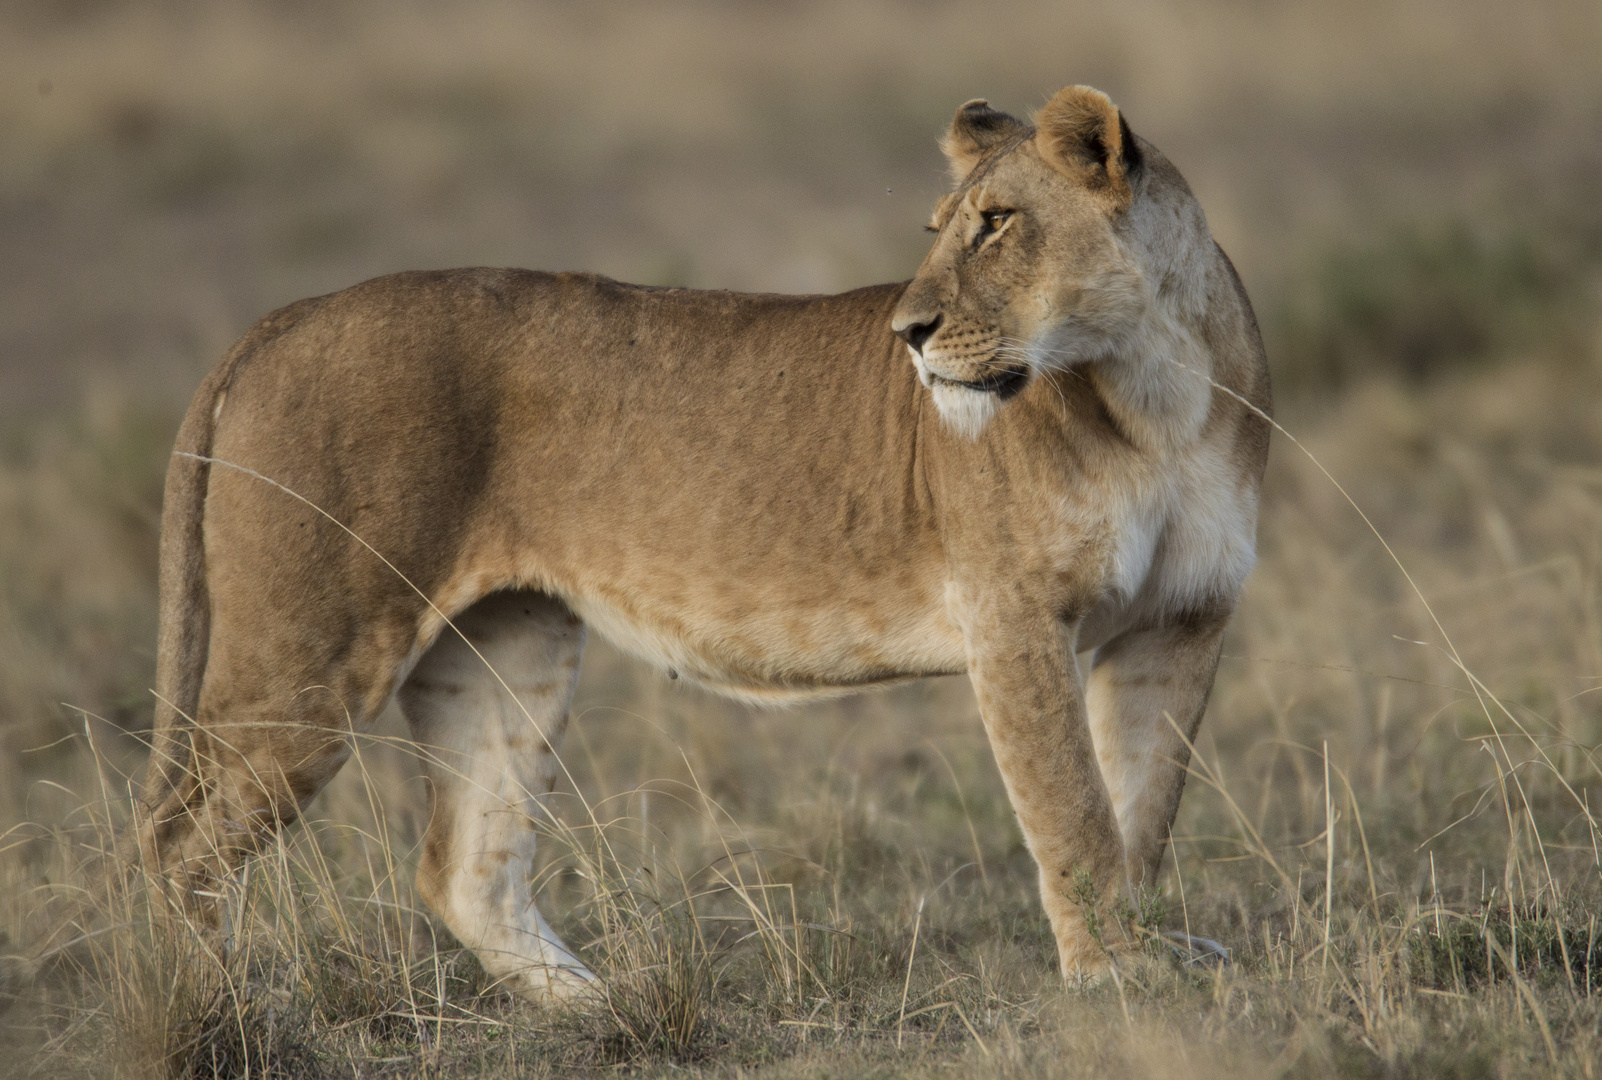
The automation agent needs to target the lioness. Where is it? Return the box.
[130,85,1268,997]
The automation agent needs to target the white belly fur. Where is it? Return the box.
[565,587,968,705]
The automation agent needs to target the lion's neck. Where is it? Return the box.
[1083,296,1214,456]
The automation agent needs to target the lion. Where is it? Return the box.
[127,85,1269,999]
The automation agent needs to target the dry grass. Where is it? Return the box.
[4,2,1602,1077]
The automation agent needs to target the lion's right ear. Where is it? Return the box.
[940,99,1029,181]
[1034,85,1141,210]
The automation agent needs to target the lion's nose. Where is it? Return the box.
[893,313,941,355]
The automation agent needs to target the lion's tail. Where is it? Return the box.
[136,368,225,824]
[122,299,324,874]
[31,370,225,970]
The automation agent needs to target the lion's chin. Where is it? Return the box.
[930,382,1004,440]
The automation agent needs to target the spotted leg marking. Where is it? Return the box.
[398,591,596,1000]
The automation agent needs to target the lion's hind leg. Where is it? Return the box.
[128,667,375,935]
[398,590,596,1002]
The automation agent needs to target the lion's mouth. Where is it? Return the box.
[928,365,1030,400]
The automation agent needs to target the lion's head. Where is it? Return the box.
[893,85,1211,439]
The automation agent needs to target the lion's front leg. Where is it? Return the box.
[1085,616,1228,890]
[961,599,1130,981]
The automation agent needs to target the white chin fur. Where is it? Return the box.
[931,384,1002,440]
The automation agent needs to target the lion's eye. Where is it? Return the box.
[973,210,1012,249]
[980,210,1012,233]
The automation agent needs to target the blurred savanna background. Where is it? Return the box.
[4,1,1602,1076]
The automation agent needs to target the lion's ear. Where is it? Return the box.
[1034,86,1142,209]
[940,99,1029,181]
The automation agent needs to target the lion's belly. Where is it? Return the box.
[563,582,968,703]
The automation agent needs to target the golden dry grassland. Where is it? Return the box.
[3,2,1602,1077]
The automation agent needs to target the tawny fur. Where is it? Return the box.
[129,85,1269,997]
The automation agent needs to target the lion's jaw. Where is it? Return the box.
[906,343,1031,440]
